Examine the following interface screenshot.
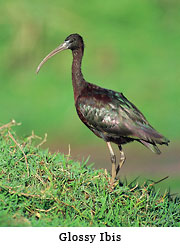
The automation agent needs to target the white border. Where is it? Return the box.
[0,227,179,252]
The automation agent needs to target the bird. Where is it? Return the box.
[36,33,170,185]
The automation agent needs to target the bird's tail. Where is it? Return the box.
[139,140,161,154]
[135,123,170,154]
[139,135,170,155]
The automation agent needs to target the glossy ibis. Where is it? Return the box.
[36,33,169,185]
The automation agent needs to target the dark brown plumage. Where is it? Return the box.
[36,33,169,185]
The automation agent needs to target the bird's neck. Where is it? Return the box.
[72,48,86,101]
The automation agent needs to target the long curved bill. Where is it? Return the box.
[36,41,69,74]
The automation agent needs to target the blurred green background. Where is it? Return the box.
[0,0,179,191]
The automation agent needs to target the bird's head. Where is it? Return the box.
[36,33,84,73]
[65,33,84,51]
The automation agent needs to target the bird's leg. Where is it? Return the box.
[107,142,116,185]
[116,145,126,176]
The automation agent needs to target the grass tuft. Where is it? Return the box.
[0,124,179,227]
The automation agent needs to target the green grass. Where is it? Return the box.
[0,123,180,227]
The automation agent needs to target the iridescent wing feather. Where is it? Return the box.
[76,85,169,153]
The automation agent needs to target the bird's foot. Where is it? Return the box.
[109,177,119,191]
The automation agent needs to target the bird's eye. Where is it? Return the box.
[69,39,75,44]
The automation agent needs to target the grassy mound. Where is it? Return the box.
[0,123,179,227]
